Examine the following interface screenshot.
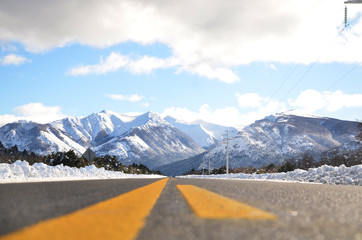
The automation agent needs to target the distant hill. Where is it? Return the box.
[164,116,238,149]
[157,113,361,175]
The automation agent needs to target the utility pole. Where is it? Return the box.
[202,158,204,175]
[222,130,233,174]
[208,154,211,175]
[344,0,362,28]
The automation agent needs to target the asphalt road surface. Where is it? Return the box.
[0,178,160,236]
[1,178,361,240]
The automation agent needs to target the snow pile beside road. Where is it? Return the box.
[179,164,362,186]
[0,160,164,183]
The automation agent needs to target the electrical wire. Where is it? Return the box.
[278,12,361,102]
[269,61,300,100]
[280,34,340,102]
[327,62,361,90]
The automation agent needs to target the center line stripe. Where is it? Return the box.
[1,178,168,240]
[177,185,277,220]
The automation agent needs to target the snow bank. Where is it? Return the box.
[0,160,164,183]
[179,164,362,186]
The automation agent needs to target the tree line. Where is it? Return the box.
[185,149,362,176]
[0,142,161,175]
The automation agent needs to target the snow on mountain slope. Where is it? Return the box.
[49,110,143,147]
[0,121,85,155]
[164,116,238,149]
[0,111,204,169]
[159,113,361,175]
[192,119,239,138]
[94,113,205,168]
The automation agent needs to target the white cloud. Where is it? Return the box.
[13,103,66,123]
[162,100,286,128]
[0,103,66,127]
[142,102,150,108]
[161,107,200,124]
[0,54,31,65]
[3,0,360,83]
[235,93,287,122]
[162,89,362,128]
[126,56,177,74]
[106,93,145,102]
[67,52,128,76]
[289,89,362,113]
[162,105,243,127]
[181,64,239,84]
[269,64,277,71]
[68,52,239,83]
[68,52,174,76]
[236,93,266,108]
[0,114,22,127]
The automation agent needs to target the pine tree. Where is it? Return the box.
[298,153,315,170]
[9,145,19,155]
[0,141,5,155]
[357,121,362,142]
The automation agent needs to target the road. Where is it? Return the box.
[0,178,361,240]
[0,178,160,236]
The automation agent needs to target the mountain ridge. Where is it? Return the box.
[164,116,238,149]
[0,111,205,168]
[1,111,360,173]
[157,113,361,175]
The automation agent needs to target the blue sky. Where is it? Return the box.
[0,0,362,128]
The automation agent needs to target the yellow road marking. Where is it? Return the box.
[177,185,277,220]
[1,178,168,240]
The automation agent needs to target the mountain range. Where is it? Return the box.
[0,111,360,173]
[0,111,230,168]
[158,113,361,175]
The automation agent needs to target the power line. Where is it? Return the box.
[271,9,361,102]
[280,34,339,102]
[327,62,361,90]
[270,36,334,102]
[269,61,300,100]
[280,13,362,102]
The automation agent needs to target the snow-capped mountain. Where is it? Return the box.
[158,113,361,175]
[0,111,205,168]
[0,120,86,156]
[164,116,238,149]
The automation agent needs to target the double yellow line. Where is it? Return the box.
[1,178,277,240]
[1,178,168,240]
[177,185,277,220]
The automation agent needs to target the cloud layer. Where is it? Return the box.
[0,54,31,65]
[0,103,66,127]
[289,89,362,113]
[162,90,362,128]
[1,0,361,82]
[67,52,239,83]
[0,89,361,128]
[106,93,145,102]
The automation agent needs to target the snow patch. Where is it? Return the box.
[179,164,362,186]
[0,160,164,183]
[125,135,149,151]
